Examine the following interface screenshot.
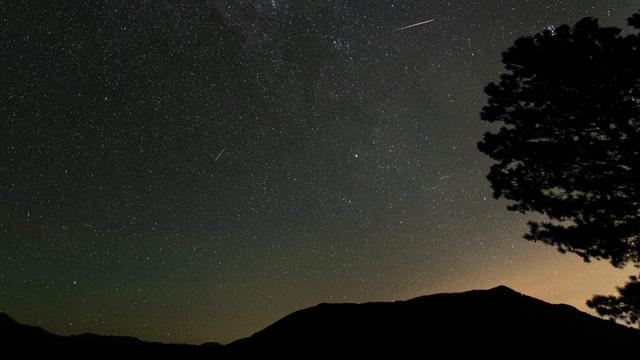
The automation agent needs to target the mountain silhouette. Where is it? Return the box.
[0,312,221,359]
[226,285,639,357]
[3,286,639,358]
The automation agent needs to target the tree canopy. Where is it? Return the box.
[587,275,640,326]
[479,12,640,326]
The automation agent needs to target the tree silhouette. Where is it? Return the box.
[478,11,640,326]
[588,275,640,326]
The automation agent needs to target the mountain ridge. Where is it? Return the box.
[3,285,638,358]
[227,285,639,356]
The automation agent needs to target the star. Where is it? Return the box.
[2,1,629,345]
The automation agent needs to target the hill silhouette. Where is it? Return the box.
[227,285,640,357]
[0,312,221,359]
[3,286,639,358]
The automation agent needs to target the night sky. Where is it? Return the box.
[2,1,639,344]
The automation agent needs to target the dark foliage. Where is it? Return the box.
[588,275,640,326]
[479,10,640,328]
[479,12,640,267]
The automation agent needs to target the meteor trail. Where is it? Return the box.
[214,147,225,162]
[393,19,435,32]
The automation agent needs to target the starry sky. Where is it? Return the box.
[2,0,639,344]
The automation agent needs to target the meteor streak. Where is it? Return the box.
[393,19,435,32]
[214,147,225,162]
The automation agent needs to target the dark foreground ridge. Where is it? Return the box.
[3,286,639,358]
[0,312,220,359]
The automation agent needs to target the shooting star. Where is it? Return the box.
[214,147,225,162]
[393,19,435,32]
